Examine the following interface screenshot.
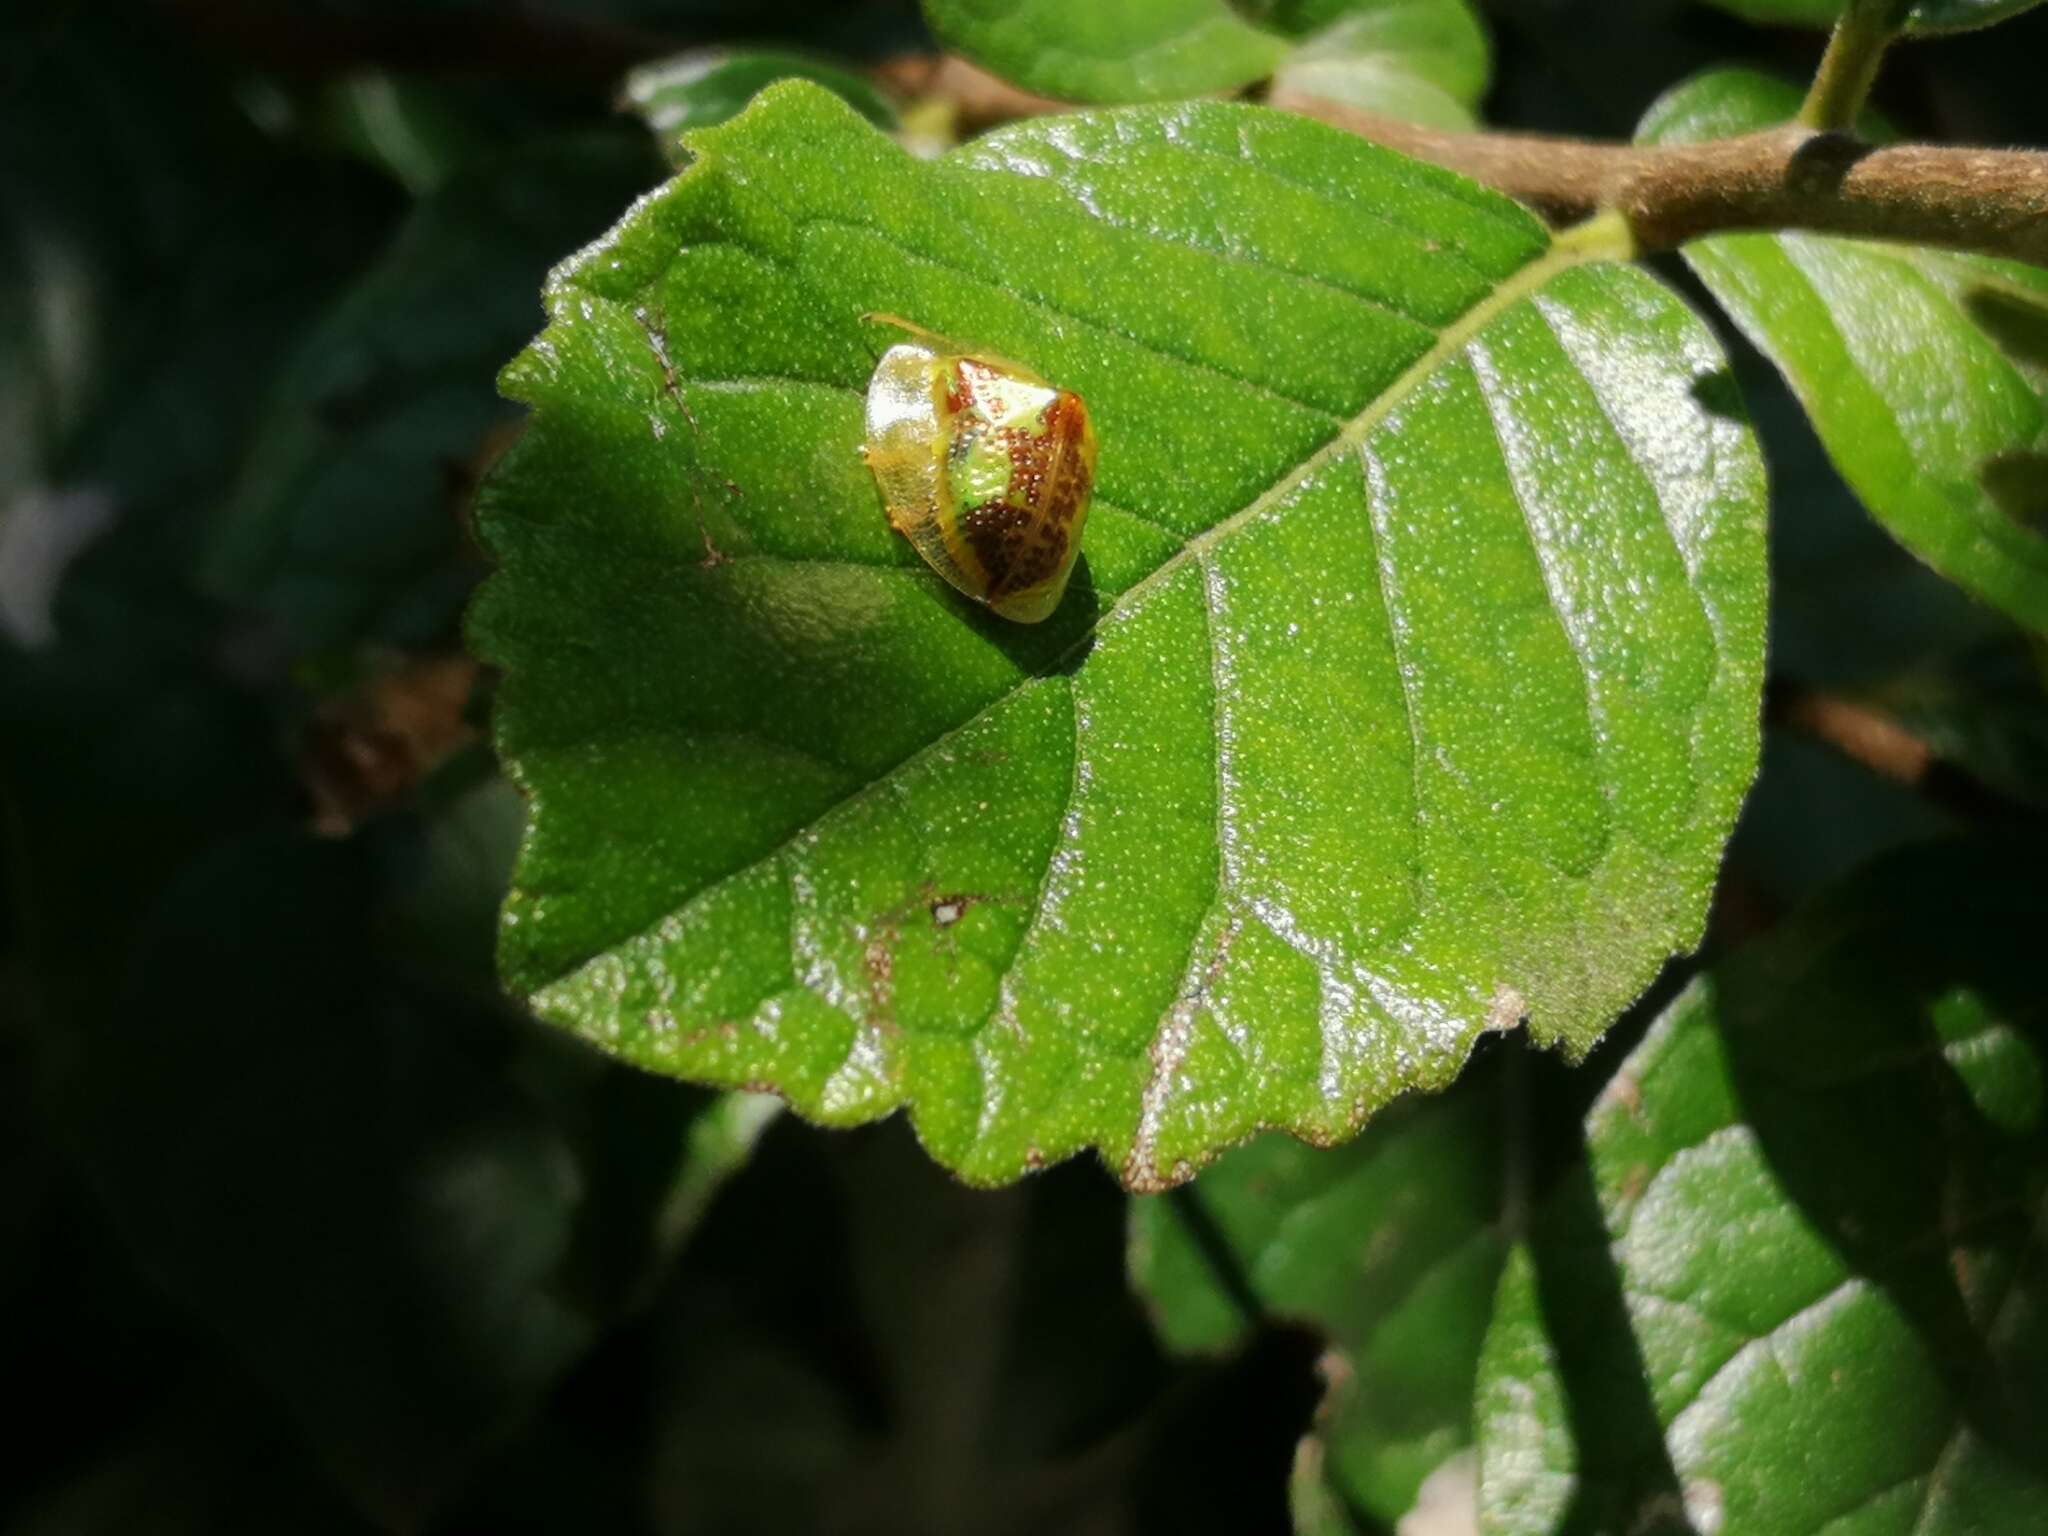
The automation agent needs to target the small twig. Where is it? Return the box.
[871,54,2048,266]
[1767,679,2032,825]
[1165,1184,1267,1328]
[1273,93,2048,265]
[1800,0,1911,132]
[872,53,1071,133]
[1773,682,1933,783]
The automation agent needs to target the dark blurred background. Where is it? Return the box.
[3,3,2043,1532]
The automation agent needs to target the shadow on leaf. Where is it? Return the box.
[1717,843,2048,1483]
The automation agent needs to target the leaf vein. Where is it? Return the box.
[802,213,1347,422]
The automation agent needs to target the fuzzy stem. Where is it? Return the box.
[889,52,2048,270]
[1272,92,2048,266]
[1800,0,1910,132]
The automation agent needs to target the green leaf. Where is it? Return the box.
[310,75,498,197]
[1129,1050,1510,1521]
[623,49,898,168]
[0,2,398,575]
[0,637,767,1520]
[639,1121,1168,1533]
[1271,0,1493,131]
[922,0,1289,101]
[1695,0,2048,31]
[922,0,1487,112]
[1473,840,2048,1535]
[1641,70,2048,634]
[472,81,1767,1189]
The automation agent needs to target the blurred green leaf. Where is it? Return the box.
[311,75,502,197]
[0,4,398,641]
[1272,0,1492,131]
[1129,1051,1510,1523]
[472,82,1766,1187]
[50,829,591,1522]
[642,1121,1166,1536]
[1751,346,2008,690]
[199,132,660,657]
[924,0,1489,113]
[1903,0,2048,25]
[0,645,764,1522]
[1723,343,2011,911]
[1696,0,2047,29]
[3,1382,375,1536]
[623,49,897,165]
[371,758,527,995]
[1641,70,2048,634]
[1724,730,1949,911]
[1474,840,2048,1534]
[923,0,1289,101]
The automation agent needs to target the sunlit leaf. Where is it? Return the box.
[923,0,1488,116]
[472,81,1766,1188]
[1642,70,2048,634]
[1130,1052,1510,1521]
[1474,840,2048,1534]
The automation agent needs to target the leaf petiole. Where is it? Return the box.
[1799,0,1913,132]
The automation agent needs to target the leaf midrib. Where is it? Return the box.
[1099,229,1599,630]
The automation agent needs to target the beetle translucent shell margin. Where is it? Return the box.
[860,314,1098,625]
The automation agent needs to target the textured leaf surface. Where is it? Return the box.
[1696,0,2047,30]
[922,0,1486,110]
[1644,71,2048,633]
[1129,1052,1509,1520]
[472,81,1767,1188]
[1474,841,2048,1535]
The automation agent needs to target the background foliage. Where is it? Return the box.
[5,1,2045,1532]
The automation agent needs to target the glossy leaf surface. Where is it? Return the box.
[1130,1053,1509,1520]
[1643,70,2048,634]
[923,0,1486,111]
[472,82,1767,1188]
[1474,841,2048,1535]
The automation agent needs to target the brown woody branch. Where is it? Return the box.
[1766,680,2032,826]
[1271,92,2048,264]
[875,54,1075,132]
[881,58,2048,267]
